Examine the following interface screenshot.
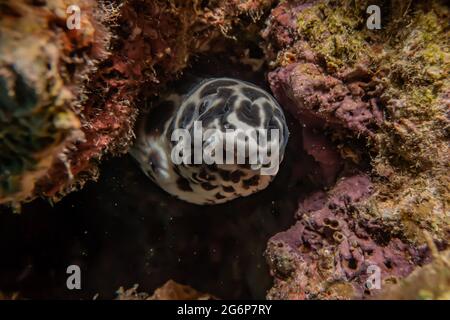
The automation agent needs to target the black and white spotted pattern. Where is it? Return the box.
[130,78,289,205]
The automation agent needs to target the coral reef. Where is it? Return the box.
[0,0,275,205]
[0,0,448,300]
[265,174,429,299]
[375,249,450,299]
[0,0,108,204]
[263,0,449,299]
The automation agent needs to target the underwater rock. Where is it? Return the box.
[262,0,449,299]
[265,174,429,299]
[148,280,216,300]
[375,249,450,300]
[269,62,383,138]
[116,281,216,300]
[0,0,108,204]
[0,0,275,205]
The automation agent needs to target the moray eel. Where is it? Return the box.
[130,78,289,205]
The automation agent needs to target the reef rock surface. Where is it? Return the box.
[262,0,449,299]
[0,0,274,204]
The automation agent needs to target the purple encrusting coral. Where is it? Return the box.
[269,63,383,138]
[266,174,429,299]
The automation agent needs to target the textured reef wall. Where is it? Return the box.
[0,0,274,205]
[0,0,448,299]
[262,0,449,299]
[375,249,450,300]
[0,0,107,204]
